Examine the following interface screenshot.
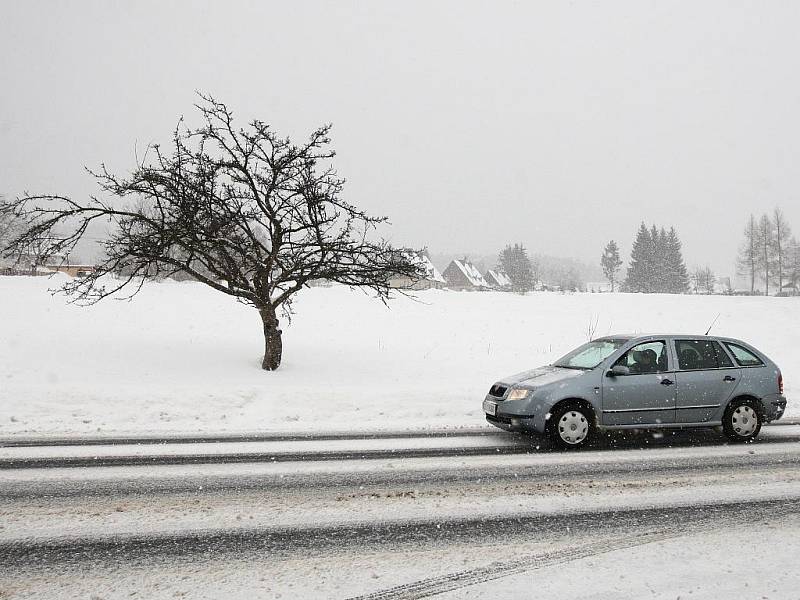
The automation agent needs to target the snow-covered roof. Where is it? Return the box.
[418,254,446,283]
[485,269,512,287]
[398,252,446,283]
[452,259,488,288]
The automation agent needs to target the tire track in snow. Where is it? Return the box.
[4,425,800,470]
[2,419,797,449]
[348,530,677,600]
[347,498,800,600]
[0,443,529,470]
[3,496,798,570]
[0,427,496,448]
[3,437,800,500]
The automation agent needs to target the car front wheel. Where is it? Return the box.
[547,403,595,449]
[722,398,762,442]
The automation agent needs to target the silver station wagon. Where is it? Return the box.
[483,335,787,448]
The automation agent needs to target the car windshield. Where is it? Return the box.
[553,339,628,370]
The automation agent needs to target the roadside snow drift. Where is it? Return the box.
[0,275,796,435]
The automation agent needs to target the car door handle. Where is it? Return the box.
[724,375,737,382]
[660,378,675,386]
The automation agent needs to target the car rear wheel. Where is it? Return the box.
[722,398,762,442]
[548,403,594,449]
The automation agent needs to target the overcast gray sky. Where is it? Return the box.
[2,1,800,277]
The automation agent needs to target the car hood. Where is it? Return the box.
[503,365,586,387]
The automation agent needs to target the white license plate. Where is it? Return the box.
[483,400,497,416]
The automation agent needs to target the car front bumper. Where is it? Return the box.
[483,395,541,433]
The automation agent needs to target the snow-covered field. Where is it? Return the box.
[0,275,797,436]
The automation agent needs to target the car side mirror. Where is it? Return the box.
[607,365,630,377]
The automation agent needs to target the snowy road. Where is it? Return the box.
[2,426,800,599]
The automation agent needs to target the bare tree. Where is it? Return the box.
[0,198,13,268]
[692,266,716,295]
[1,95,422,370]
[586,314,599,341]
[0,196,59,273]
[736,214,758,294]
[789,237,800,294]
[771,207,792,294]
[756,214,775,295]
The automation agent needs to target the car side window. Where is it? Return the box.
[675,340,723,370]
[712,341,734,368]
[725,343,764,367]
[613,341,668,374]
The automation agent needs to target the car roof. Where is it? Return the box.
[595,334,746,344]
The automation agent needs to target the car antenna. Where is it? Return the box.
[704,313,721,336]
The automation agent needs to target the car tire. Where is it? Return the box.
[722,398,762,443]
[547,403,595,450]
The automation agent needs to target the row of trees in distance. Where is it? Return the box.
[737,208,799,295]
[496,244,584,293]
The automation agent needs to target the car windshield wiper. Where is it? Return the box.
[553,364,591,370]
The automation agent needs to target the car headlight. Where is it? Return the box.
[506,388,530,401]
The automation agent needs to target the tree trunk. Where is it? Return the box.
[259,305,283,371]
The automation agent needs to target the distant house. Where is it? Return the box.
[46,264,98,278]
[484,269,512,290]
[0,252,97,278]
[443,258,489,291]
[586,281,612,293]
[388,252,446,290]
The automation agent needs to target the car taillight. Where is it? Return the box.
[778,372,784,394]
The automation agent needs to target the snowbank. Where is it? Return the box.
[0,276,797,435]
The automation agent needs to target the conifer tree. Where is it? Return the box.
[498,243,534,293]
[652,226,668,292]
[600,240,623,292]
[664,227,689,293]
[624,223,654,292]
[624,223,688,293]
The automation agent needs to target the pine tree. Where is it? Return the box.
[624,223,654,292]
[737,215,758,294]
[498,243,534,294]
[600,240,623,292]
[664,227,689,293]
[652,226,669,292]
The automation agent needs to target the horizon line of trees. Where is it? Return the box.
[496,243,585,293]
[737,207,800,295]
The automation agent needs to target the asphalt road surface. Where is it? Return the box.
[2,424,800,599]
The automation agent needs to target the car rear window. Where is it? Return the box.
[724,343,764,367]
[712,341,734,368]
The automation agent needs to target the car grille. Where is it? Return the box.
[489,384,508,398]
[486,414,512,425]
